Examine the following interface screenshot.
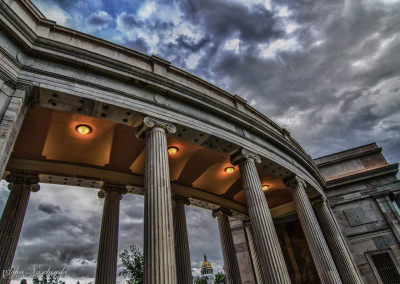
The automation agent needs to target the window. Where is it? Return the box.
[368,250,400,284]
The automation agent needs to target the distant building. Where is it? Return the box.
[200,254,215,283]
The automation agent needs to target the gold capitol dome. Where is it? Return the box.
[201,254,214,276]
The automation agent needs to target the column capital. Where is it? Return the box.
[98,183,128,200]
[283,175,306,191]
[172,195,190,205]
[243,220,252,228]
[230,148,261,166]
[311,196,328,207]
[5,172,40,192]
[135,116,177,139]
[212,207,232,218]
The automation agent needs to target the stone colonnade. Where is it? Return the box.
[0,116,363,284]
[213,208,242,284]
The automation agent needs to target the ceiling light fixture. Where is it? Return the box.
[76,124,92,135]
[224,167,235,174]
[262,185,270,191]
[168,146,179,155]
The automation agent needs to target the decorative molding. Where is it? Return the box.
[172,195,190,205]
[212,207,232,218]
[98,182,128,199]
[326,164,399,188]
[5,172,40,192]
[230,148,261,166]
[283,175,306,191]
[135,116,177,139]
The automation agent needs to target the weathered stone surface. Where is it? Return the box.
[372,234,397,250]
[344,205,378,227]
[315,144,400,283]
[0,89,28,177]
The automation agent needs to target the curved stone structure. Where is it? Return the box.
[0,1,361,283]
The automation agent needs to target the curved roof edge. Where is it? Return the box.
[0,0,326,190]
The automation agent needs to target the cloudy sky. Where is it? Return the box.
[1,0,400,282]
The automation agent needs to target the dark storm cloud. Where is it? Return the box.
[8,184,103,280]
[38,202,61,214]
[178,0,400,163]
[125,39,150,54]
[179,0,280,42]
[118,12,142,28]
[87,11,113,27]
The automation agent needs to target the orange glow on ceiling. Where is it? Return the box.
[12,106,292,208]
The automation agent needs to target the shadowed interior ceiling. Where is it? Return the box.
[11,106,292,208]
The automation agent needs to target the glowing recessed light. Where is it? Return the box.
[76,124,92,135]
[168,146,179,155]
[224,167,235,174]
[262,185,270,191]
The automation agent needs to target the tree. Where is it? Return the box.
[193,276,209,284]
[119,244,144,284]
[32,274,65,284]
[214,272,226,284]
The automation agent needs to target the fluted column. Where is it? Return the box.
[212,208,242,284]
[0,173,39,284]
[284,176,342,284]
[137,116,177,284]
[172,196,192,284]
[95,183,127,284]
[243,222,262,284]
[314,199,362,284]
[231,149,291,284]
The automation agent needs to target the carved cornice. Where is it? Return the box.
[172,195,190,205]
[98,183,128,200]
[135,116,177,139]
[230,148,261,166]
[5,172,40,192]
[212,207,232,218]
[283,175,307,191]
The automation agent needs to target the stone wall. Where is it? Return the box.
[317,144,400,283]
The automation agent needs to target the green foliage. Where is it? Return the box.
[119,244,144,284]
[214,272,226,284]
[32,274,65,284]
[193,276,209,284]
